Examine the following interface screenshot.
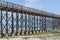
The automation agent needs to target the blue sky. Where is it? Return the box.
[3,0,60,15]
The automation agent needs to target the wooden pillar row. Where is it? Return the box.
[6,9,8,37]
[1,9,3,37]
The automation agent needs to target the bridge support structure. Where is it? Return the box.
[0,1,60,37]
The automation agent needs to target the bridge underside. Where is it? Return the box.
[0,1,60,37]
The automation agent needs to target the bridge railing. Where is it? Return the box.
[0,1,60,18]
[0,1,53,17]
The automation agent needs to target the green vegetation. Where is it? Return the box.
[50,30,60,34]
[14,30,60,36]
[0,30,60,38]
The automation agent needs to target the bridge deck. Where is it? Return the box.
[0,1,60,18]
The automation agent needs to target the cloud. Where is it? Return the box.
[24,0,44,9]
[24,3,43,9]
[25,0,40,3]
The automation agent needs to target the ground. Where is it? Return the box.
[0,30,60,40]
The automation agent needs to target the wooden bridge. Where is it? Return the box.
[0,1,60,37]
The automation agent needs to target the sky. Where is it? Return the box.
[3,0,60,15]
